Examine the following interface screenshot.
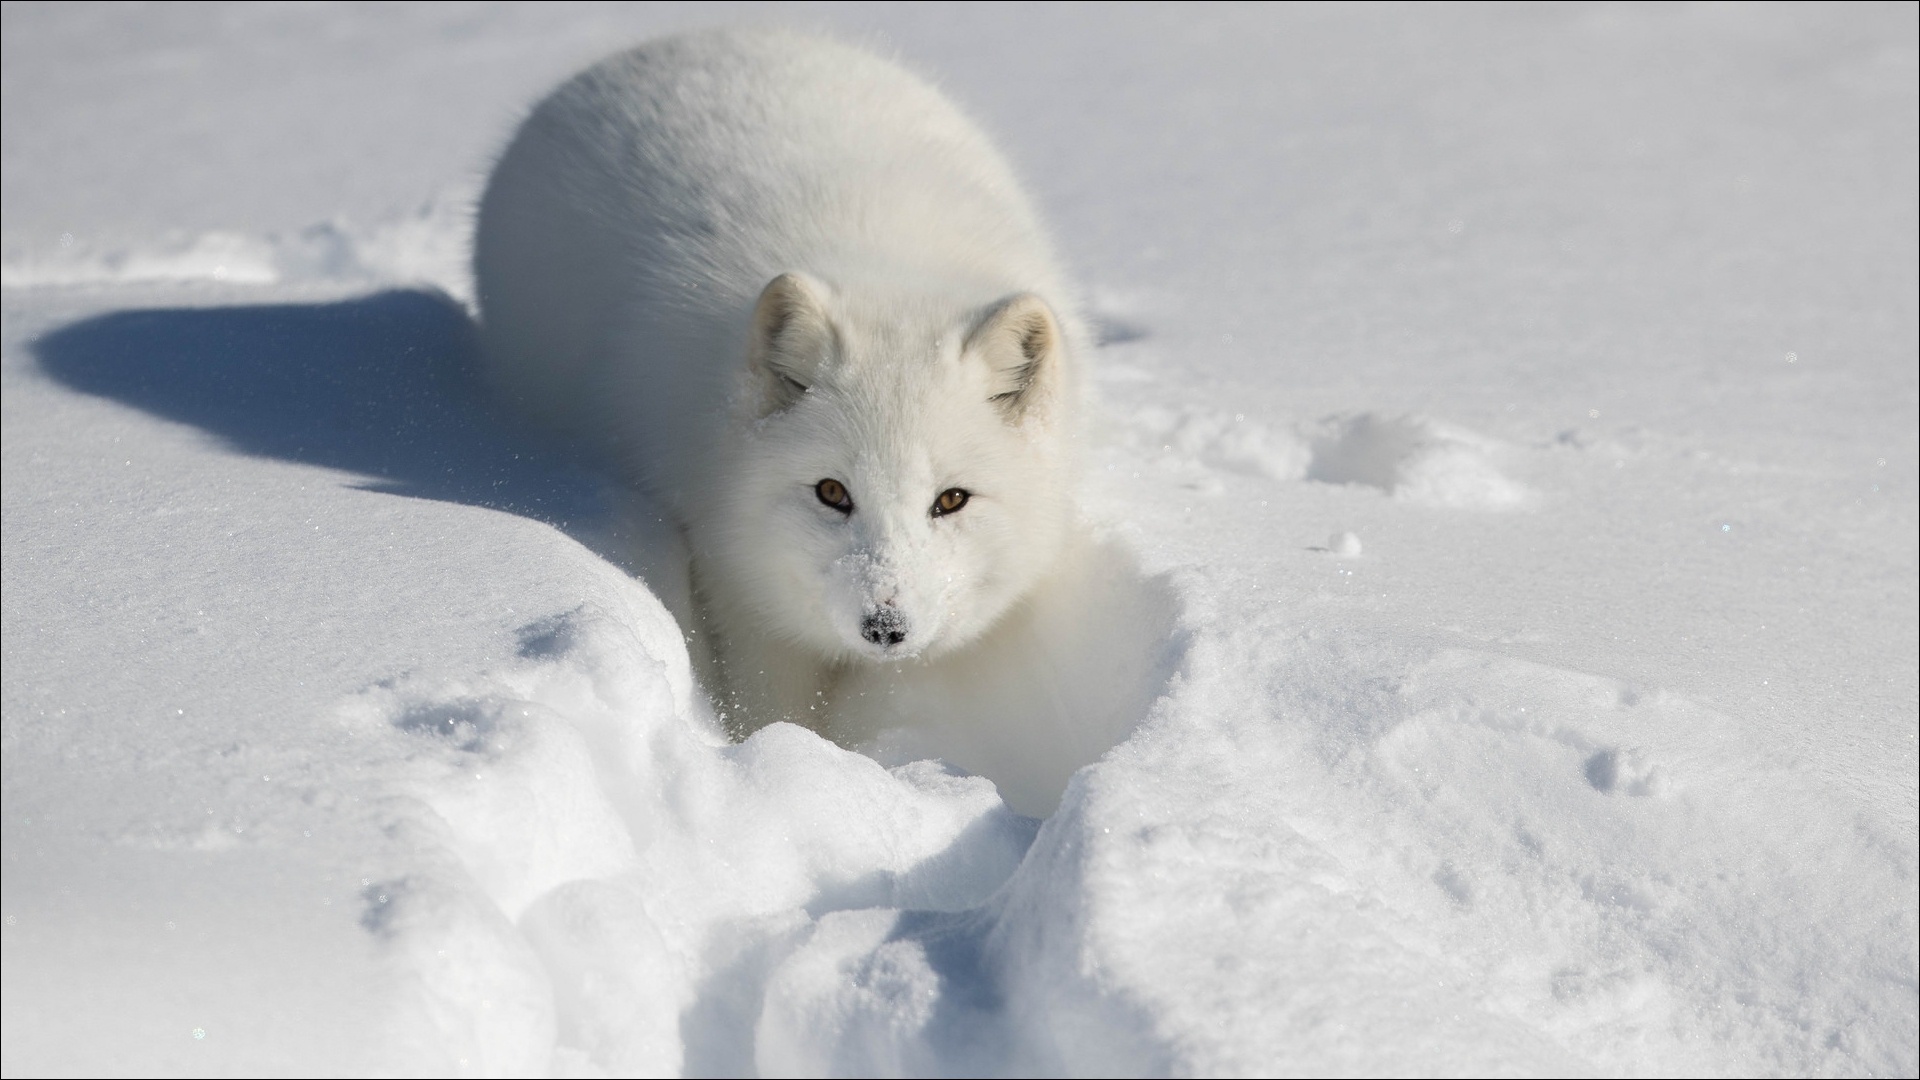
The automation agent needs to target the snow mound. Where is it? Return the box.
[1113,405,1527,509]
[357,599,1041,1075]
[353,559,1916,1076]
[0,194,473,300]
[1122,404,1313,482]
[1085,626,1919,1076]
[1309,413,1530,508]
[1327,530,1364,557]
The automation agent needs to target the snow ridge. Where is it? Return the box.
[0,192,474,301]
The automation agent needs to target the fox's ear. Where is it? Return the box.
[965,293,1062,422]
[748,272,836,414]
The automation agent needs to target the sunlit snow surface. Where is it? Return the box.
[3,4,1915,1077]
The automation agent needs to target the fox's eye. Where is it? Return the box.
[931,488,970,517]
[815,478,853,513]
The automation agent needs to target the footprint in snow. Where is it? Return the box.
[1308,413,1528,509]
[1583,747,1670,797]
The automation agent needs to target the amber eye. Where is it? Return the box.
[931,488,970,517]
[815,478,853,513]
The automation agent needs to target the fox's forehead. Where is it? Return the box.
[824,316,990,412]
[830,315,953,383]
[834,389,985,475]
[802,371,1001,487]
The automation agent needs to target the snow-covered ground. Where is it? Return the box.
[3,3,1914,1076]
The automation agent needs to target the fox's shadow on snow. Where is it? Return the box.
[32,288,626,554]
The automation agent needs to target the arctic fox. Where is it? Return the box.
[474,29,1087,741]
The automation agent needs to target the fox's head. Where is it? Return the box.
[703,271,1077,664]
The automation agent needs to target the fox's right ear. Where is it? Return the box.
[747,272,836,415]
[965,293,1062,423]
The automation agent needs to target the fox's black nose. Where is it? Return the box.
[861,607,908,648]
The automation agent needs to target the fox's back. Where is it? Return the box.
[473,29,1066,490]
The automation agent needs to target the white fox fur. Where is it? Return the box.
[474,29,1087,739]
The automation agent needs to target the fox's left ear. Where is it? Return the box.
[965,293,1062,422]
[747,272,837,416]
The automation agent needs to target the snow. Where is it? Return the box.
[3,3,1915,1077]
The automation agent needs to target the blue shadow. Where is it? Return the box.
[31,288,609,531]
